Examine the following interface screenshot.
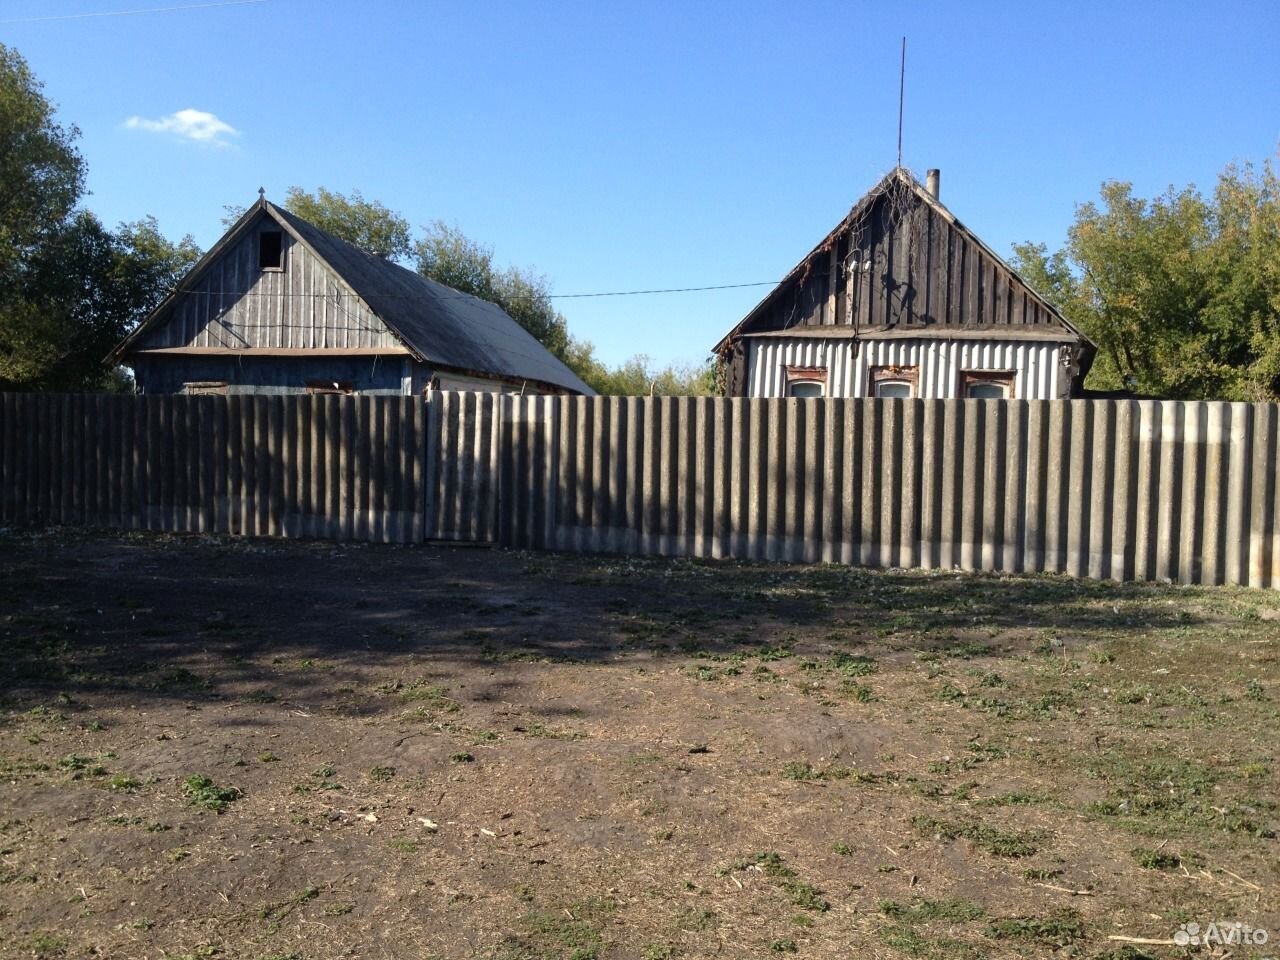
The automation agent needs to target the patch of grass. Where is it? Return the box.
[368,766,396,782]
[879,898,985,923]
[912,815,1042,857]
[1131,847,1182,870]
[985,908,1084,946]
[503,897,615,960]
[390,679,460,713]
[181,775,241,812]
[832,652,878,676]
[722,852,828,912]
[450,752,475,763]
[879,924,978,959]
[20,933,67,957]
[108,772,141,792]
[973,791,1048,807]
[58,754,107,778]
[1084,752,1276,837]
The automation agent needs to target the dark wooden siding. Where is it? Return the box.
[136,210,402,352]
[743,186,1065,336]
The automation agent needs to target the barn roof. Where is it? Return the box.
[115,199,594,395]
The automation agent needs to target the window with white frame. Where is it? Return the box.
[869,365,918,399]
[785,366,827,398]
[960,371,1016,400]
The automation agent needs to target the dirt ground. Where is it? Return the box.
[1,529,1277,960]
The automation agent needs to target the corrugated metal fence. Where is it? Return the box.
[0,393,425,542]
[433,392,1280,588]
[2,392,1279,588]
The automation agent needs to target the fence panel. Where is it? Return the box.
[0,393,426,544]
[2,392,1277,587]
[487,395,1280,589]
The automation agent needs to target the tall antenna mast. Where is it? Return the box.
[897,36,906,169]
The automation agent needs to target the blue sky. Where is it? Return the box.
[4,0,1278,368]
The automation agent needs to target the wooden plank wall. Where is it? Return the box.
[489,395,1280,589]
[136,213,400,351]
[0,394,425,543]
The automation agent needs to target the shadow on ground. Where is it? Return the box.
[0,527,1257,715]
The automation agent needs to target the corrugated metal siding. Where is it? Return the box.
[137,211,401,352]
[746,337,1062,399]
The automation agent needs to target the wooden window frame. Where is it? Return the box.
[259,230,285,272]
[182,381,227,396]
[785,365,827,398]
[869,364,918,398]
[305,379,355,396]
[960,370,1017,400]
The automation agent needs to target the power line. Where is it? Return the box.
[0,0,265,24]
[164,280,782,303]
[551,281,777,299]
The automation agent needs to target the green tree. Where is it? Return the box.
[1011,158,1280,400]
[413,220,571,358]
[0,44,199,391]
[0,44,83,275]
[282,186,412,261]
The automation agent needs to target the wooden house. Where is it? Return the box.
[713,168,1095,400]
[111,196,594,397]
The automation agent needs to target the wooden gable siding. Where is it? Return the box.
[136,213,402,353]
[746,189,1063,336]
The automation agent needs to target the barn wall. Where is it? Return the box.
[135,210,402,352]
[746,337,1064,400]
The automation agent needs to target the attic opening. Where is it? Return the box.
[259,230,284,271]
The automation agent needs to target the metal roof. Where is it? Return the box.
[114,199,594,395]
[271,206,594,394]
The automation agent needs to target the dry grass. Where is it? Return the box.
[0,528,1277,959]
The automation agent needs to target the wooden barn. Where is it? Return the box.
[714,168,1096,400]
[111,195,594,397]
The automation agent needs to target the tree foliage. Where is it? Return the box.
[414,219,571,359]
[0,44,199,391]
[1011,159,1280,400]
[283,186,412,261]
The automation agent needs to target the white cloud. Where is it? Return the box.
[124,108,239,146]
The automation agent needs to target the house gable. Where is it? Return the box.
[717,169,1088,349]
[124,207,406,356]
